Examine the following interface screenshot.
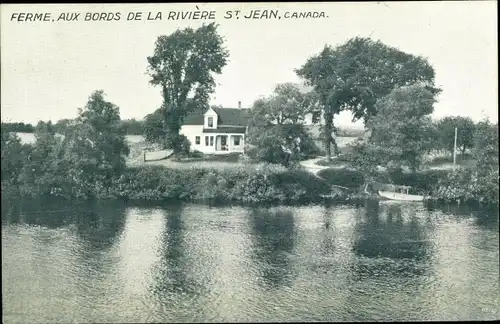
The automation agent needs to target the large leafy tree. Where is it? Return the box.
[296,37,440,161]
[18,121,69,197]
[63,90,129,197]
[365,85,437,171]
[349,85,437,184]
[246,83,321,166]
[472,120,498,170]
[434,116,476,155]
[146,23,229,151]
[470,120,499,205]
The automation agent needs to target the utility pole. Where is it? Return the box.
[453,127,458,165]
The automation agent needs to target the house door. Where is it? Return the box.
[220,135,228,151]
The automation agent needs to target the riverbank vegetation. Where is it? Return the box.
[1,25,497,210]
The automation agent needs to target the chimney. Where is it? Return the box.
[238,101,241,109]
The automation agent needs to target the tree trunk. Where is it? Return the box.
[161,102,183,153]
[324,111,333,162]
[332,137,340,156]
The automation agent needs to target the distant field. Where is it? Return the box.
[313,136,359,157]
[15,132,145,145]
[128,154,288,173]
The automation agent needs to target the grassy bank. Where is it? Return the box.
[3,164,337,204]
[109,165,332,204]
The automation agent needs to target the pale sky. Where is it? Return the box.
[1,2,498,128]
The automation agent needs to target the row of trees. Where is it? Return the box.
[1,122,34,133]
[1,119,145,136]
[430,116,477,155]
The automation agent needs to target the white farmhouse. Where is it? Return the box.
[180,102,250,154]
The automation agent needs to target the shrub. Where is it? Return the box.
[388,168,450,192]
[246,124,320,167]
[317,168,365,188]
[1,131,26,185]
[179,134,191,155]
[189,150,204,158]
[270,170,330,200]
[432,167,499,207]
[106,164,331,204]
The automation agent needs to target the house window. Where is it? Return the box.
[205,136,209,146]
[234,136,241,146]
[210,136,214,146]
[195,136,200,145]
[208,117,214,128]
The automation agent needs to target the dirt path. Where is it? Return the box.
[299,157,331,175]
[299,155,348,175]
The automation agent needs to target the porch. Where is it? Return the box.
[214,134,244,153]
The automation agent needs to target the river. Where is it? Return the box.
[2,199,499,323]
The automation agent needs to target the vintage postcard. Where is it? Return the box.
[1,2,498,323]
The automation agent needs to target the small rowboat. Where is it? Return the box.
[378,185,428,202]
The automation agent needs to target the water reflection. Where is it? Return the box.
[147,203,208,322]
[73,201,127,251]
[1,198,129,323]
[70,201,128,322]
[1,196,77,228]
[320,205,336,253]
[352,201,434,278]
[2,198,498,323]
[247,208,297,289]
[1,197,129,242]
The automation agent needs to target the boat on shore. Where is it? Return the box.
[378,185,428,202]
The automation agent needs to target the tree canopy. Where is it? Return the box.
[246,83,321,166]
[368,85,436,170]
[143,108,165,146]
[1,122,34,133]
[1,128,25,186]
[349,84,437,178]
[246,123,319,167]
[434,116,476,154]
[146,23,229,151]
[63,90,129,196]
[296,37,440,161]
[472,120,498,170]
[249,83,321,127]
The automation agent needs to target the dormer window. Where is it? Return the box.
[203,107,218,128]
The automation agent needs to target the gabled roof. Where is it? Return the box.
[182,107,250,126]
[212,107,250,126]
[182,110,205,125]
